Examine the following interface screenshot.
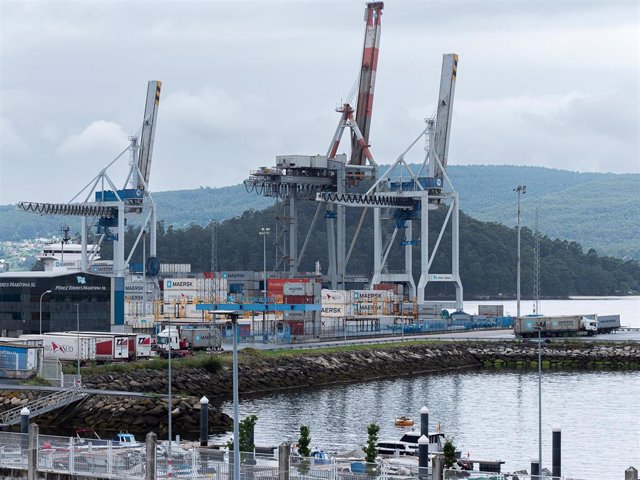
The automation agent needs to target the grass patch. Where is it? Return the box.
[78,353,223,375]
[21,375,50,386]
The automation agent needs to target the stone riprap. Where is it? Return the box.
[2,341,637,439]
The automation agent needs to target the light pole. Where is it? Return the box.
[514,185,526,318]
[39,290,52,335]
[73,303,80,378]
[231,312,240,480]
[259,227,270,343]
[534,322,544,478]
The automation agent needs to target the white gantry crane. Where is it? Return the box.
[244,2,383,289]
[318,54,463,310]
[17,81,162,287]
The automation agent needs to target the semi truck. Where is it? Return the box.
[155,325,221,352]
[514,315,598,337]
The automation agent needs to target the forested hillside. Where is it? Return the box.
[98,199,640,298]
[2,166,638,259]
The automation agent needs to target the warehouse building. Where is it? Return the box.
[0,271,120,336]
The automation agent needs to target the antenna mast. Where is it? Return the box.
[533,208,541,314]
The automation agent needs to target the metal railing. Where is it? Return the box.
[443,470,590,480]
[0,386,86,426]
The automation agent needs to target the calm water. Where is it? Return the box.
[216,298,640,480]
[220,371,639,480]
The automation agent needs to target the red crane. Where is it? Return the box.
[351,2,383,166]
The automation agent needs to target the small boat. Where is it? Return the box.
[394,416,414,427]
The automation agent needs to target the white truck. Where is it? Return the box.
[155,325,221,353]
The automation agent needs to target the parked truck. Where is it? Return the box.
[155,325,221,354]
[514,315,598,337]
[596,315,621,334]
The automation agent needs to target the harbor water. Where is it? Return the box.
[216,297,640,480]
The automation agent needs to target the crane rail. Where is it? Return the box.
[16,201,117,217]
[317,192,415,209]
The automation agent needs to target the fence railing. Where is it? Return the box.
[0,430,599,480]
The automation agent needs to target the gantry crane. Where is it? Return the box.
[17,81,162,287]
[244,2,383,288]
[318,54,463,310]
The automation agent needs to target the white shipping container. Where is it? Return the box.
[321,304,351,317]
[164,278,197,290]
[352,290,392,302]
[321,289,349,305]
[164,290,197,302]
[352,302,384,316]
[284,283,313,296]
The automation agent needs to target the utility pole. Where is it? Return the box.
[514,185,526,318]
[533,208,540,315]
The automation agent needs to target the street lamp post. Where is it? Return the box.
[73,303,80,378]
[533,322,544,479]
[231,313,240,480]
[259,227,270,342]
[39,290,52,335]
[514,185,526,318]
[537,324,543,478]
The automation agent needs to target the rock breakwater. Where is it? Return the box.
[2,340,637,439]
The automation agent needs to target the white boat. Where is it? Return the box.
[38,242,110,272]
[376,428,446,457]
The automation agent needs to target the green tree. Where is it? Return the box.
[443,437,456,469]
[363,423,380,463]
[227,415,258,453]
[298,425,311,457]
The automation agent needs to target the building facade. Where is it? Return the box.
[0,272,116,336]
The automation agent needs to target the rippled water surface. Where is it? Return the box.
[218,370,640,480]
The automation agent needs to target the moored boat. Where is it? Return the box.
[394,416,414,427]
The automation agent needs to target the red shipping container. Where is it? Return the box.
[287,321,304,335]
[374,283,395,291]
[267,278,309,296]
[284,295,314,304]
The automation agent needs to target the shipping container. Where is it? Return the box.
[321,304,351,317]
[478,305,504,317]
[321,289,349,304]
[267,278,312,296]
[352,290,392,302]
[283,282,314,296]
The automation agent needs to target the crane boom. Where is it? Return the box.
[350,2,383,166]
[136,80,162,191]
[432,54,458,178]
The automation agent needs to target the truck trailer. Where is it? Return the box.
[596,315,621,333]
[514,315,598,337]
[156,325,221,352]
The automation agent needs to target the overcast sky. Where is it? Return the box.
[1,0,638,204]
